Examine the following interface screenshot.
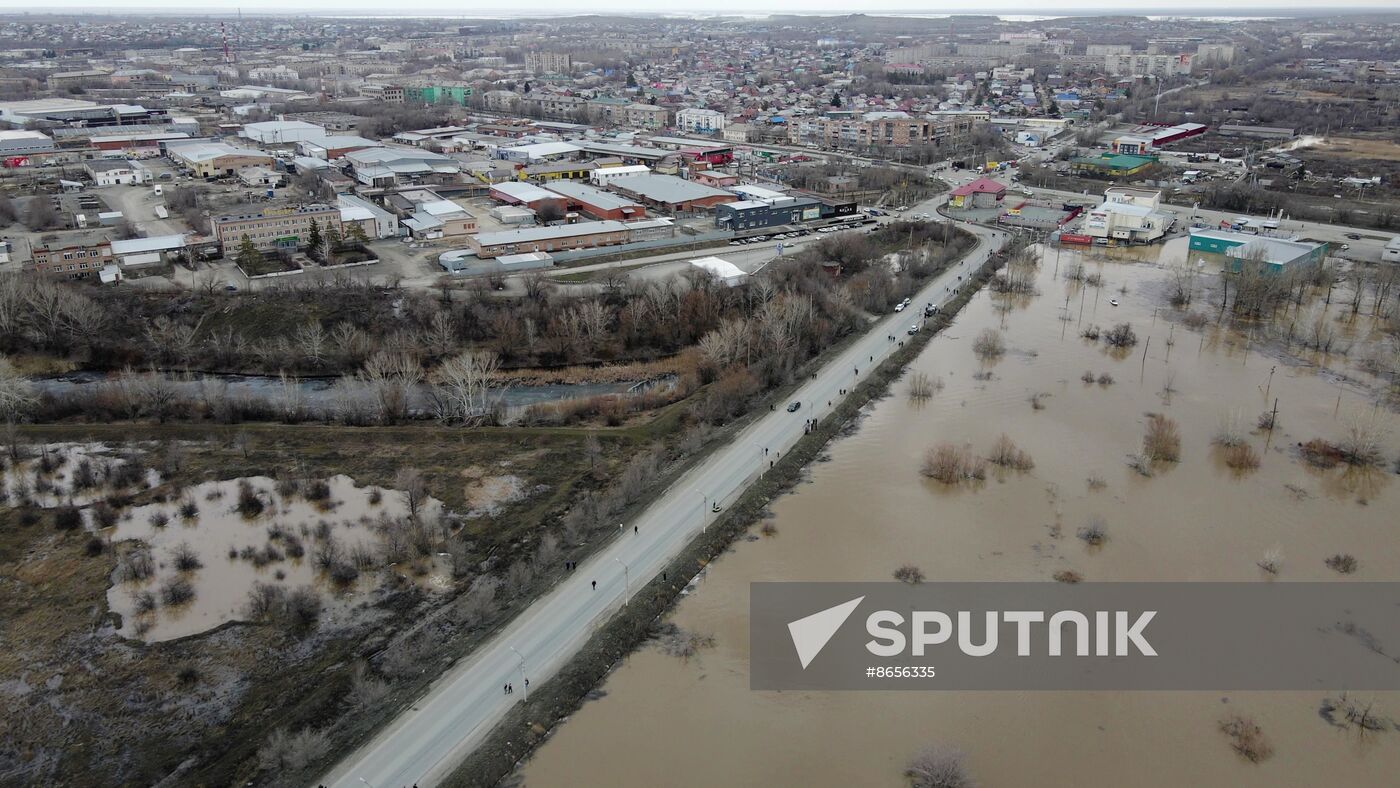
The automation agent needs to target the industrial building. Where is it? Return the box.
[343,147,461,187]
[213,204,342,251]
[166,141,275,178]
[0,130,56,158]
[298,135,382,160]
[606,173,737,214]
[27,238,113,280]
[1070,152,1157,178]
[489,181,566,212]
[395,190,478,239]
[590,164,651,187]
[337,194,400,239]
[84,159,147,186]
[542,181,647,221]
[468,220,631,258]
[241,120,328,145]
[1188,228,1326,272]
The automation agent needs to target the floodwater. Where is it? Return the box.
[520,246,1400,786]
[105,474,444,642]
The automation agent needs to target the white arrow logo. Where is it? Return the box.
[787,596,864,669]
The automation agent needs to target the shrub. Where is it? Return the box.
[1028,392,1048,411]
[1081,370,1096,384]
[236,480,265,517]
[118,548,155,582]
[134,590,157,615]
[53,505,82,531]
[972,329,1005,360]
[1223,444,1260,470]
[1213,413,1247,448]
[178,499,199,520]
[894,564,926,584]
[1256,410,1277,431]
[160,576,195,606]
[1220,715,1273,763]
[1053,570,1083,584]
[176,665,200,688]
[1097,373,1114,386]
[908,371,943,400]
[1086,476,1106,491]
[987,435,1034,470]
[1257,546,1283,575]
[304,479,332,502]
[921,443,985,484]
[1078,516,1108,546]
[1103,323,1138,348]
[172,542,203,572]
[1182,311,1208,329]
[257,727,331,773]
[149,510,171,528]
[1143,414,1181,462]
[1325,554,1358,574]
[84,535,106,556]
[1299,439,1343,469]
[1080,325,1101,340]
[905,745,975,788]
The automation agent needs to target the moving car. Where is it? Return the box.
[907,323,920,335]
[787,401,802,412]
[1345,233,1361,240]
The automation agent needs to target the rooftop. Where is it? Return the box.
[542,181,644,212]
[474,220,627,247]
[607,173,734,205]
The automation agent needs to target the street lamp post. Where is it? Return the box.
[509,646,527,701]
[614,557,630,602]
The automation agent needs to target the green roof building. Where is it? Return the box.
[1070,152,1157,177]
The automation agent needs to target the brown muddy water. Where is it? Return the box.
[105,474,443,642]
[520,243,1400,787]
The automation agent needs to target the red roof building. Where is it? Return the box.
[948,177,1007,209]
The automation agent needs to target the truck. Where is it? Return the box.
[154,205,169,220]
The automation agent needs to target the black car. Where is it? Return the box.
[786,401,801,412]
[1345,233,1362,240]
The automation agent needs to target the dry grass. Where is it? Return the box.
[921,443,986,484]
[893,564,926,584]
[908,371,944,400]
[1325,554,1359,574]
[1143,414,1181,462]
[1220,715,1274,763]
[987,434,1034,471]
[1053,570,1083,584]
[1077,516,1108,547]
[1223,443,1260,470]
[905,745,975,788]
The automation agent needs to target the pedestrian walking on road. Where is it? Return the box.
[504,684,509,695]
[591,580,597,590]
[634,525,639,535]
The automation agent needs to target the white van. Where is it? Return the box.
[153,184,163,197]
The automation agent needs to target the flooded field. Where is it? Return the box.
[105,474,444,642]
[520,244,1400,787]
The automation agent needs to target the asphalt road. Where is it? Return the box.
[322,219,1005,788]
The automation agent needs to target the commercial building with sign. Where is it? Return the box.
[213,204,343,251]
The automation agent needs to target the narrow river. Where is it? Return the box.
[520,242,1400,787]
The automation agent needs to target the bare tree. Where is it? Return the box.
[0,354,35,425]
[431,350,500,424]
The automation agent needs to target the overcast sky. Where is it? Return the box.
[14,2,1387,15]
